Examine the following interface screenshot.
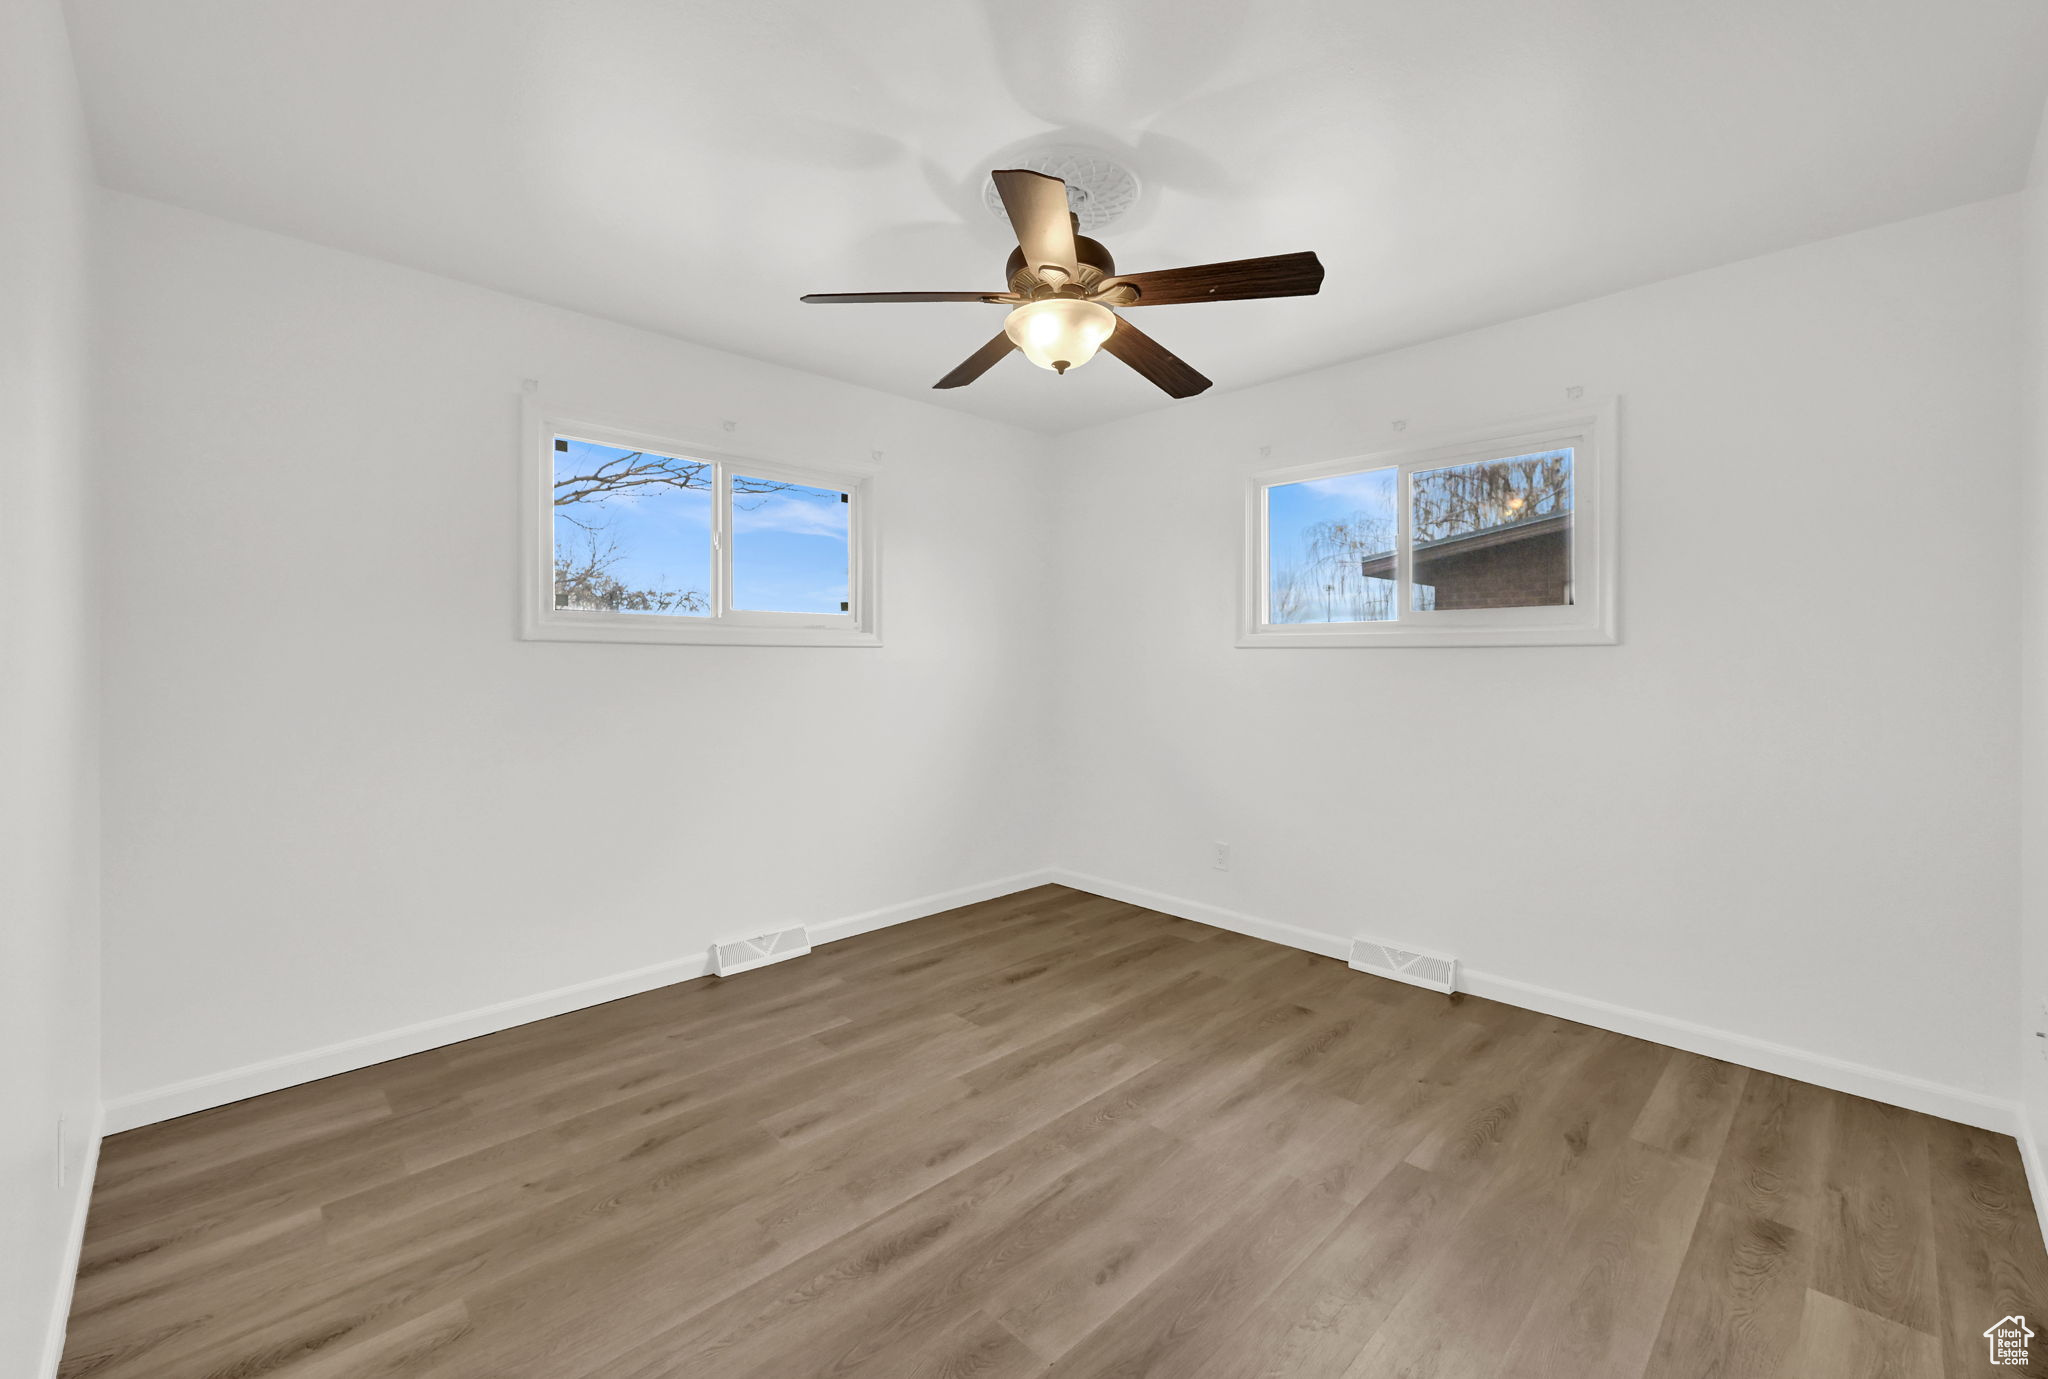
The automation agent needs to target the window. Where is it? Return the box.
[1242,401,1615,647]
[523,403,879,645]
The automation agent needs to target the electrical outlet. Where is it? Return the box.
[1211,842,1231,871]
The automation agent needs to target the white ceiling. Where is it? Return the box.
[64,0,2048,434]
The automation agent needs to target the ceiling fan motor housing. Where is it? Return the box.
[1005,231,1116,298]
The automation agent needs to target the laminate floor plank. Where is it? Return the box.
[987,1134,1278,1358]
[1342,1030,1675,1378]
[1783,1289,1943,1379]
[1630,1049,1750,1163]
[1813,1093,1940,1334]
[1639,1201,1815,1379]
[327,1041,1163,1379]
[1927,1117,2048,1378]
[1040,1173,1342,1379]
[1176,1162,1457,1379]
[1701,1070,1837,1232]
[60,885,2048,1379]
[591,1127,1188,1379]
[79,1092,447,1249]
[1495,1140,1715,1379]
[91,1083,394,1200]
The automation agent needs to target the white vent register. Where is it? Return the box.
[1348,937,1458,994]
[711,926,812,978]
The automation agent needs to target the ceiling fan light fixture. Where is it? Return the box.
[1003,298,1115,375]
[802,167,1320,397]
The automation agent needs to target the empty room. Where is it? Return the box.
[13,1,2048,1376]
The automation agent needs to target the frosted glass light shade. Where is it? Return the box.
[1003,298,1116,374]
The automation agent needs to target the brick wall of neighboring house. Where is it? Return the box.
[1415,526,1570,609]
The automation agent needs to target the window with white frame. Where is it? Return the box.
[1241,402,1615,647]
[523,406,879,646]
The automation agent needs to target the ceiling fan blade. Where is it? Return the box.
[991,169,1080,280]
[933,333,1017,390]
[1097,251,1324,306]
[1100,317,1212,398]
[801,291,1008,304]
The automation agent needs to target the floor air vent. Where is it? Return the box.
[710,925,812,977]
[1348,937,1458,994]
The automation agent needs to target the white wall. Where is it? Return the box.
[1050,198,2023,1115]
[0,0,101,1372]
[83,158,2036,1145]
[94,193,1054,1111]
[2021,106,2048,1165]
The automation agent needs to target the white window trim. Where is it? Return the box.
[1240,399,1618,648]
[522,399,881,647]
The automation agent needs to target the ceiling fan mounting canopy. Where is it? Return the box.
[980,148,1141,234]
[800,168,1325,400]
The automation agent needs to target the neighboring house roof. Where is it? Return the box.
[1357,511,1571,580]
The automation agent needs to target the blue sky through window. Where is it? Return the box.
[732,478,849,614]
[551,440,850,617]
[553,439,714,615]
[1267,467,1398,624]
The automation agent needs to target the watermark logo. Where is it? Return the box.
[1985,1315,2034,1365]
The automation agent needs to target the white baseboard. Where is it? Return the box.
[96,860,2023,1144]
[101,869,1057,1135]
[808,869,1056,945]
[39,1105,104,1379]
[1049,868,2021,1136]
[1455,967,2017,1134]
[2019,1114,2048,1248]
[102,954,716,1134]
[1048,871,1354,962]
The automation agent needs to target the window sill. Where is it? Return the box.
[524,613,881,647]
[1238,622,1616,648]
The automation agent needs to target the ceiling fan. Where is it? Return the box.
[800,169,1324,399]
